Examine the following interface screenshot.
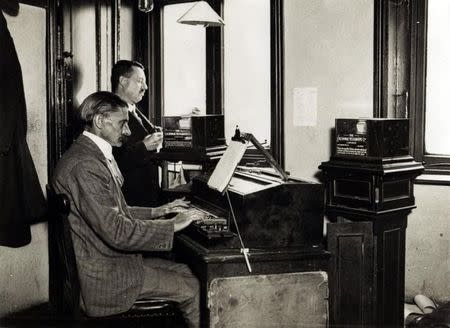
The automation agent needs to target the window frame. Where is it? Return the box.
[375,0,450,183]
[140,0,284,166]
[410,0,450,179]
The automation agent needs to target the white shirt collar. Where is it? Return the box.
[83,130,113,161]
[128,103,136,114]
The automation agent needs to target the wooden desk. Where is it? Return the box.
[175,235,330,328]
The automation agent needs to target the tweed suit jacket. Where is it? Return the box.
[113,107,161,207]
[52,135,174,317]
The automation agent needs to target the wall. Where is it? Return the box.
[0,4,48,317]
[405,185,450,303]
[284,0,374,181]
[284,0,450,304]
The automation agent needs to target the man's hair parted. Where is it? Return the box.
[111,60,145,93]
[78,91,128,126]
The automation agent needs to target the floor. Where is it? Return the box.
[4,302,449,328]
[0,303,185,328]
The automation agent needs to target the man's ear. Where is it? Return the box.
[92,114,104,130]
[118,75,128,89]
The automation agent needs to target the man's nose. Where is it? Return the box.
[123,124,131,136]
[143,82,148,90]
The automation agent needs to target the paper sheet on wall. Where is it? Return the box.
[293,87,317,127]
[207,140,249,193]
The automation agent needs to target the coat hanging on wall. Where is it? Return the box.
[0,6,46,247]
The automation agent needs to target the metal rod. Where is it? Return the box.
[225,190,252,273]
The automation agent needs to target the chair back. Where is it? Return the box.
[47,186,82,317]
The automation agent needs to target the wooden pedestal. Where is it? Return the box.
[320,157,423,327]
[327,210,409,327]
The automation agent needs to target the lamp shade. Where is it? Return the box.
[177,1,225,27]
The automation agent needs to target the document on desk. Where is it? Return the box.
[207,140,249,193]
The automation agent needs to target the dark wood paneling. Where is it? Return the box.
[328,222,374,326]
[374,0,411,118]
[270,0,284,166]
[377,221,406,325]
[111,0,120,64]
[205,0,222,115]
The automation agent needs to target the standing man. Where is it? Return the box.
[52,91,202,328]
[111,60,162,207]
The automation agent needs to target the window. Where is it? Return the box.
[223,0,271,145]
[410,0,450,180]
[423,0,450,156]
[146,0,284,164]
[163,3,206,116]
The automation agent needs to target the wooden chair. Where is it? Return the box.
[47,186,183,327]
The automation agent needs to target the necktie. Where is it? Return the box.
[107,157,124,187]
[106,158,126,215]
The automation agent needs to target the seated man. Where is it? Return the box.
[52,91,203,328]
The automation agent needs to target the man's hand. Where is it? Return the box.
[143,132,163,151]
[164,197,190,214]
[173,212,194,232]
[173,209,207,232]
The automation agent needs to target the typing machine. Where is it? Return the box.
[185,168,324,249]
[164,129,324,249]
[184,195,236,245]
[179,130,323,249]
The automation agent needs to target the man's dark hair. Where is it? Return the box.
[78,91,128,126]
[111,60,145,93]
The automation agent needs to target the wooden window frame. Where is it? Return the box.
[375,0,450,184]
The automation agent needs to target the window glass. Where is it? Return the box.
[163,3,206,116]
[223,0,271,145]
[425,0,450,155]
